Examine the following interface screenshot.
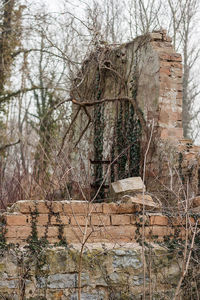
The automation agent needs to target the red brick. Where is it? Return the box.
[71,215,90,226]
[5,214,29,226]
[5,226,31,238]
[159,110,169,123]
[19,201,51,214]
[149,215,168,226]
[170,53,182,62]
[63,201,91,216]
[36,215,49,225]
[160,80,182,91]
[142,226,174,238]
[159,52,182,62]
[91,215,110,226]
[130,215,137,224]
[131,215,149,225]
[14,200,36,213]
[51,215,70,225]
[101,225,137,242]
[160,67,171,76]
[111,214,130,225]
[51,202,63,213]
[161,61,182,68]
[37,226,59,238]
[159,52,171,61]
[171,217,196,226]
[160,128,183,140]
[103,203,136,214]
[63,226,98,243]
[90,203,103,213]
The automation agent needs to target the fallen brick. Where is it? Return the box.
[111,177,145,198]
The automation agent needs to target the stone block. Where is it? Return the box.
[159,52,171,61]
[5,226,31,239]
[70,215,90,226]
[142,226,174,238]
[160,67,171,76]
[150,32,162,40]
[37,226,59,238]
[160,128,183,139]
[121,194,159,211]
[5,214,29,226]
[91,215,110,226]
[161,61,182,68]
[9,200,65,214]
[101,225,137,242]
[170,53,182,62]
[111,177,145,199]
[62,201,102,216]
[103,203,136,214]
[111,214,131,225]
[51,215,70,225]
[36,215,49,225]
[63,226,98,243]
[149,215,168,226]
[171,216,195,226]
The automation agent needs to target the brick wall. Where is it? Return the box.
[2,200,199,246]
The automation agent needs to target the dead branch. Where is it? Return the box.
[0,139,20,152]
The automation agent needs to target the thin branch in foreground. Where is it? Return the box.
[0,139,20,152]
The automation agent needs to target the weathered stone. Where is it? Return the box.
[0,279,18,288]
[111,177,145,199]
[112,249,143,270]
[70,292,105,300]
[121,194,159,210]
[91,215,110,226]
[0,243,197,299]
[38,273,77,289]
[111,214,130,225]
[45,248,76,274]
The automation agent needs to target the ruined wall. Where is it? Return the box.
[2,199,198,245]
[68,30,186,199]
[0,199,200,299]
[68,30,200,201]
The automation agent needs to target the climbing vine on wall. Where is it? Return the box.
[115,101,141,181]
[93,70,105,200]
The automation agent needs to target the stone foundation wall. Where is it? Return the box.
[0,243,185,300]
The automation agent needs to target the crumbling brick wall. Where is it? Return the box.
[68,30,200,201]
[2,199,199,245]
